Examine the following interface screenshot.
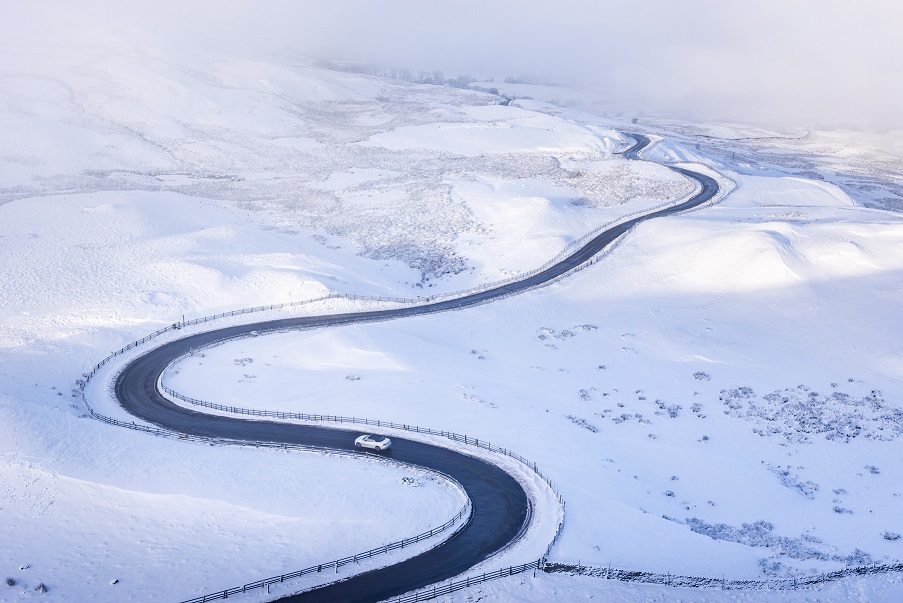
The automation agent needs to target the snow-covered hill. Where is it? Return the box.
[2,38,902,602]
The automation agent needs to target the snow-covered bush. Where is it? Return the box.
[610,412,649,425]
[566,415,598,432]
[537,327,577,341]
[757,558,785,577]
[833,505,853,514]
[766,464,819,499]
[676,517,874,565]
[719,385,903,443]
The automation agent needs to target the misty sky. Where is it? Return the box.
[5,0,902,129]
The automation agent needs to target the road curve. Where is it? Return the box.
[111,133,719,602]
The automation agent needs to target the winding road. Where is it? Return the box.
[111,134,720,602]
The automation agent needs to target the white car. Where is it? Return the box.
[354,434,392,452]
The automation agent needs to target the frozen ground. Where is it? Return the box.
[2,38,903,602]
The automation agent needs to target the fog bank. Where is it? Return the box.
[3,0,901,129]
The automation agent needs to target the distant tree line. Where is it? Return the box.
[315,60,467,87]
[315,60,547,96]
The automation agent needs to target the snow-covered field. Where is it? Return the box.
[2,37,903,602]
[170,171,903,580]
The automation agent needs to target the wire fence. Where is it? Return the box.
[179,500,473,603]
[77,293,390,382]
[159,380,567,529]
[389,560,543,602]
[543,560,903,591]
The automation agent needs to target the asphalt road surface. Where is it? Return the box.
[112,133,719,602]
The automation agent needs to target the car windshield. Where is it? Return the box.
[364,435,382,442]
